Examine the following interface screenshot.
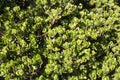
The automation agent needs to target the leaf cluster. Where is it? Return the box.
[0,0,120,80]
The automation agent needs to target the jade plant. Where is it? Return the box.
[0,0,120,80]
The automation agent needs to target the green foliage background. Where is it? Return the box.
[0,0,120,80]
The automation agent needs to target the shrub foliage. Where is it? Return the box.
[0,0,120,80]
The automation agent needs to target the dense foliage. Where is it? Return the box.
[0,0,120,80]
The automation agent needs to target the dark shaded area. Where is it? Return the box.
[0,0,35,14]
[16,0,36,9]
[35,27,45,48]
[0,76,4,80]
[115,0,120,6]
[73,0,95,9]
[86,29,117,44]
